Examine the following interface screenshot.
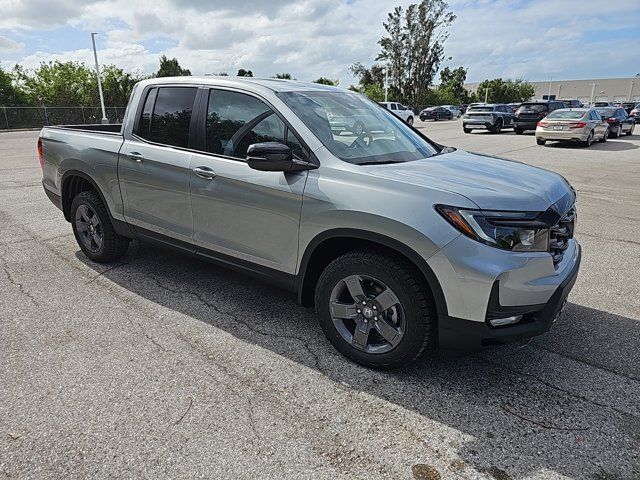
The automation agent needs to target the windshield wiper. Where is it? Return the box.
[356,160,406,166]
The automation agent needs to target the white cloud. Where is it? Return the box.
[0,35,24,53]
[0,0,638,85]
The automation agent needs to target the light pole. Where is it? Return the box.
[629,81,635,102]
[484,87,488,104]
[589,83,597,106]
[384,65,389,103]
[547,77,552,100]
[91,33,108,124]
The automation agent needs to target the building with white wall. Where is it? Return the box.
[464,77,640,104]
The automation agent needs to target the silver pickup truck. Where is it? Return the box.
[39,77,580,369]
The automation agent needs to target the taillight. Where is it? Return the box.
[568,122,586,128]
[537,121,548,127]
[606,118,616,123]
[37,138,45,170]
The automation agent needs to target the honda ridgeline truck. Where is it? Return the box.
[39,77,580,369]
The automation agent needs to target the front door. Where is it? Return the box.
[189,88,309,274]
[119,86,198,246]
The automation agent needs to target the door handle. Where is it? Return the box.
[193,166,216,179]
[129,152,144,162]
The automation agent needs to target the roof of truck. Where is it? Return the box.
[136,76,342,93]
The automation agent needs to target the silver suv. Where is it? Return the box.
[39,77,581,369]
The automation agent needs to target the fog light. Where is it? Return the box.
[489,315,523,327]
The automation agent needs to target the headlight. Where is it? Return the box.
[436,205,549,252]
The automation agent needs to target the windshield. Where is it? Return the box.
[518,103,548,113]
[468,106,494,112]
[278,91,437,165]
[596,108,616,117]
[547,110,586,119]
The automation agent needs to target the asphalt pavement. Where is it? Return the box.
[1,123,639,479]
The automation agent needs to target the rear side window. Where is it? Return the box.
[148,87,197,148]
[135,88,157,139]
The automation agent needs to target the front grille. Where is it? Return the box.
[549,206,575,267]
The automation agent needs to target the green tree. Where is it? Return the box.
[475,78,534,103]
[156,55,191,77]
[12,61,95,106]
[237,69,253,77]
[313,77,339,86]
[377,0,456,107]
[0,65,28,106]
[273,73,292,79]
[96,65,143,107]
[438,66,470,103]
[349,62,385,89]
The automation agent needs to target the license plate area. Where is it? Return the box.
[553,125,565,131]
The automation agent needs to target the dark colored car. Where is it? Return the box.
[593,101,612,107]
[507,103,521,113]
[559,99,584,108]
[617,102,638,115]
[419,106,454,121]
[595,107,636,137]
[513,101,566,134]
[461,104,514,133]
[630,104,640,118]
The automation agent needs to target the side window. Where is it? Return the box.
[206,89,285,159]
[390,103,397,110]
[134,87,157,139]
[286,130,310,162]
[147,87,197,148]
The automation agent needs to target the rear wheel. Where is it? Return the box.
[315,250,434,369]
[536,138,546,145]
[71,191,129,263]
[627,124,635,136]
[584,130,594,147]
[406,116,414,126]
[514,128,524,135]
[612,125,622,138]
[599,128,609,143]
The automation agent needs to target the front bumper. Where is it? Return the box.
[438,243,581,350]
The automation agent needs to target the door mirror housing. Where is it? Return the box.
[246,142,315,172]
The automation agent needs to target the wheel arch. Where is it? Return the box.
[296,228,447,319]
[60,170,133,237]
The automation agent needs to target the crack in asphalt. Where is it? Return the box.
[0,245,39,306]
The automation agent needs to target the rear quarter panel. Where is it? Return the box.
[40,128,125,220]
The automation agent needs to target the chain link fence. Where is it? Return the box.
[0,106,127,130]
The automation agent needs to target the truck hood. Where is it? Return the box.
[368,149,572,211]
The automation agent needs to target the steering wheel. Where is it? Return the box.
[348,132,372,149]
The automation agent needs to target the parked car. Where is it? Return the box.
[379,102,414,125]
[462,104,514,133]
[535,108,609,147]
[594,107,636,137]
[593,101,613,107]
[328,109,388,136]
[39,76,580,369]
[420,106,454,121]
[513,100,566,134]
[441,105,461,118]
[559,99,584,108]
[507,103,521,113]
[630,104,640,118]
[617,102,638,115]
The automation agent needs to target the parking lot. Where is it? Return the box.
[1,124,639,479]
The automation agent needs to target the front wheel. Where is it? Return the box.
[315,250,434,369]
[71,191,130,263]
[492,119,503,134]
[463,126,471,134]
[406,116,414,126]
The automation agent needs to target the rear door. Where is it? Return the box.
[119,85,198,246]
[188,88,310,275]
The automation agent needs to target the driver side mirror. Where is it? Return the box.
[246,142,315,172]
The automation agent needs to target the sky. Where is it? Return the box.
[0,0,639,86]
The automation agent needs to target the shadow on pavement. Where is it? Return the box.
[77,243,640,479]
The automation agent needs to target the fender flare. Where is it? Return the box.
[295,228,448,318]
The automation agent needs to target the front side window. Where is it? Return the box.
[205,89,308,161]
[146,87,197,148]
[278,90,438,165]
